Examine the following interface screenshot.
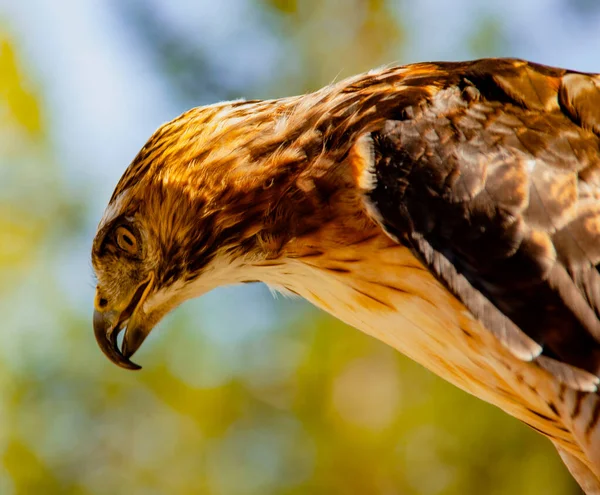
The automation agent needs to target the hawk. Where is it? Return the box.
[92,58,600,493]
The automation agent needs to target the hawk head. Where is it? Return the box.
[91,87,376,368]
[92,101,296,369]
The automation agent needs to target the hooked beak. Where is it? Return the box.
[93,274,154,370]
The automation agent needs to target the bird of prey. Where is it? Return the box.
[92,58,600,493]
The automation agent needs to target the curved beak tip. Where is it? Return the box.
[93,275,154,371]
[93,309,142,371]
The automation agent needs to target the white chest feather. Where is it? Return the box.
[160,230,594,465]
[257,235,577,448]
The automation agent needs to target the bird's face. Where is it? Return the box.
[91,166,257,370]
[92,198,163,370]
[91,99,306,369]
[91,183,241,370]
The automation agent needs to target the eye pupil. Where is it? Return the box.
[115,226,137,253]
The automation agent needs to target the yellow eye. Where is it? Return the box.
[115,226,137,254]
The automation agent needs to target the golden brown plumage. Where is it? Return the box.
[92,58,600,493]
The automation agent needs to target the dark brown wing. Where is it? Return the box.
[366,59,600,390]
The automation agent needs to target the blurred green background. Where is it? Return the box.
[1,1,600,493]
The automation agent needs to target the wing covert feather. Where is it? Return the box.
[365,59,600,388]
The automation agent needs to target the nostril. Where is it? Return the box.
[98,297,108,308]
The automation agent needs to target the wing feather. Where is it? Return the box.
[363,59,600,389]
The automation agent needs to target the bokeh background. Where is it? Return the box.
[1,1,600,493]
